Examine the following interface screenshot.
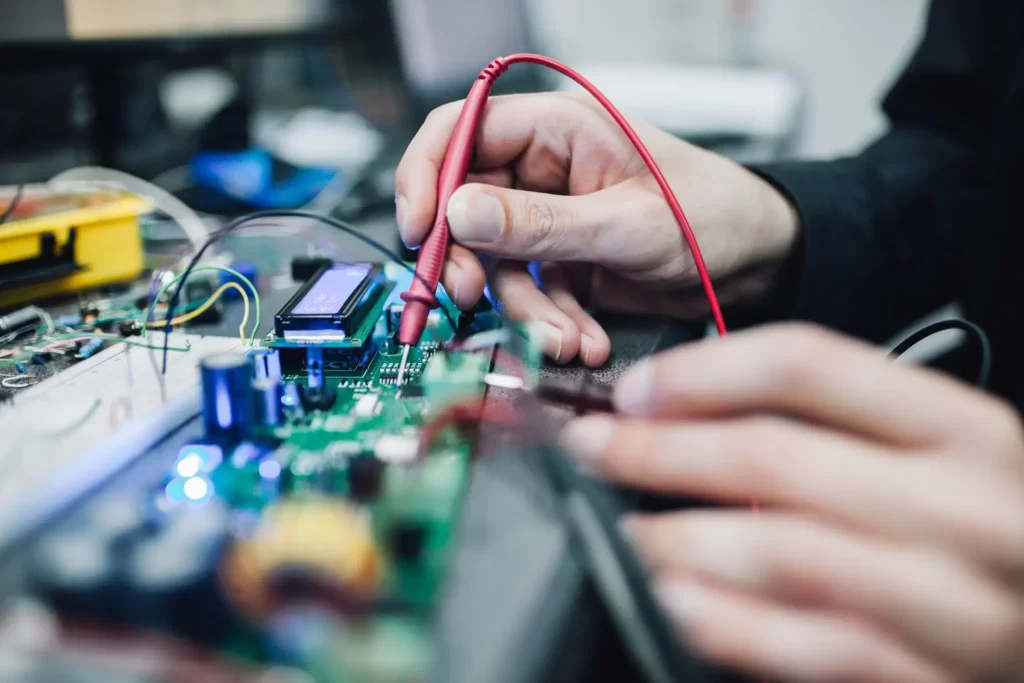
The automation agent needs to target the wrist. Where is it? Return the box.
[754,172,801,268]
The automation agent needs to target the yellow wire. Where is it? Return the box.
[147,282,251,346]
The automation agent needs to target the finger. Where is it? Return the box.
[395,93,594,248]
[613,322,1018,452]
[493,262,580,364]
[626,511,1019,670]
[441,244,487,310]
[395,99,465,247]
[563,413,1024,574]
[654,578,950,683]
[396,170,513,250]
[539,263,611,368]
[562,413,908,520]
[446,182,647,264]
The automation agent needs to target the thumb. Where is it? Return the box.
[446,183,613,262]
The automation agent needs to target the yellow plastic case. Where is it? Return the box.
[0,191,148,309]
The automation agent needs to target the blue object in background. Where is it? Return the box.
[190,148,340,209]
[219,260,259,300]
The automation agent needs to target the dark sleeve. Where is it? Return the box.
[749,0,1009,342]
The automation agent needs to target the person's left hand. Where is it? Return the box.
[561,323,1024,683]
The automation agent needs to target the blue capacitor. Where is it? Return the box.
[252,376,284,427]
[200,352,254,444]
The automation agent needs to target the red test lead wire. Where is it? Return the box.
[396,54,728,384]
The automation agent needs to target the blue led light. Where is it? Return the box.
[165,478,187,501]
[183,476,212,501]
[259,460,282,480]
[176,453,202,478]
[176,444,223,474]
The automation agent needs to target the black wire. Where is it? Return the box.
[889,318,991,388]
[160,210,458,372]
[0,184,24,226]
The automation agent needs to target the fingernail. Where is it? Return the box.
[654,579,705,628]
[558,416,613,469]
[395,194,409,233]
[614,360,656,415]
[533,321,564,362]
[447,187,505,244]
[581,335,594,367]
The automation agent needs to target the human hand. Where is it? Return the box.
[395,93,799,367]
[560,324,1024,682]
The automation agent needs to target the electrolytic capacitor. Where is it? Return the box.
[252,376,284,427]
[200,353,254,444]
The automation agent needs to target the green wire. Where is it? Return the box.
[144,265,261,345]
[0,332,192,367]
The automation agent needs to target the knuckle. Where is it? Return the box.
[725,418,791,496]
[526,199,559,242]
[607,425,661,478]
[763,324,835,389]
[424,101,457,126]
[762,519,834,601]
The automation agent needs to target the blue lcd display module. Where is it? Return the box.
[291,263,372,315]
[274,263,382,340]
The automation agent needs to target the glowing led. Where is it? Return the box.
[259,460,282,480]
[164,478,186,501]
[176,454,202,478]
[176,444,223,473]
[183,477,211,501]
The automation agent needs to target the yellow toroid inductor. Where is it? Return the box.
[221,500,383,620]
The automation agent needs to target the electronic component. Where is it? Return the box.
[348,453,385,501]
[297,346,337,412]
[220,501,383,621]
[290,255,334,282]
[200,352,255,444]
[251,348,282,380]
[353,394,380,418]
[388,523,428,562]
[274,263,382,341]
[0,305,45,334]
[252,377,284,428]
[126,509,233,641]
[75,337,106,360]
[373,434,419,465]
[220,260,258,300]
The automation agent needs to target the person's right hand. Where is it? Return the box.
[395,92,800,367]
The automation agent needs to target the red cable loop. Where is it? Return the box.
[500,53,727,336]
[397,53,727,349]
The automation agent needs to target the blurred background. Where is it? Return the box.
[0,0,928,209]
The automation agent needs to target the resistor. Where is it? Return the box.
[76,338,106,360]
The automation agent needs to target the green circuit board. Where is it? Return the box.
[168,265,518,683]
